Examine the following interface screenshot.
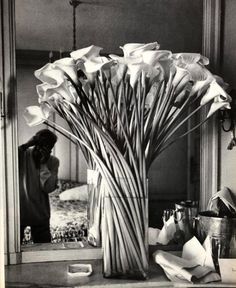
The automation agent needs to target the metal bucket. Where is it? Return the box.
[195,211,236,272]
[174,200,199,242]
[195,211,236,243]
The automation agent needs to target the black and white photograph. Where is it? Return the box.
[1,0,236,287]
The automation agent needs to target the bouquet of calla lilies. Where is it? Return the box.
[24,42,231,278]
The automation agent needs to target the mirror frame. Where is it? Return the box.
[1,0,222,264]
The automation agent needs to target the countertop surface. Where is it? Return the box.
[5,258,236,288]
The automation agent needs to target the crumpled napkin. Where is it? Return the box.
[208,186,236,216]
[182,236,215,271]
[153,237,221,284]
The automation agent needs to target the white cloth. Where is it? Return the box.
[148,227,160,245]
[182,236,215,271]
[208,186,236,214]
[156,215,176,245]
[153,250,221,284]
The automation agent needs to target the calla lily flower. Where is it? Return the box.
[120,42,160,57]
[70,45,103,61]
[181,63,211,83]
[142,50,172,66]
[109,54,143,65]
[207,101,231,118]
[173,55,212,95]
[34,64,65,86]
[36,83,53,103]
[52,81,77,103]
[128,62,160,88]
[142,50,173,79]
[173,53,209,66]
[190,68,214,97]
[36,80,77,103]
[23,105,50,127]
[172,66,190,88]
[83,56,114,74]
[54,57,78,84]
[174,62,214,98]
[200,80,231,105]
[214,75,230,91]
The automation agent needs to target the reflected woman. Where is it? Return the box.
[19,129,59,243]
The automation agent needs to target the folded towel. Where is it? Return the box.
[153,250,221,284]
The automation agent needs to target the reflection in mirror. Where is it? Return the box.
[17,58,87,244]
[15,0,202,248]
[16,56,89,245]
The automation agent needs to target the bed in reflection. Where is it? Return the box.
[22,180,88,245]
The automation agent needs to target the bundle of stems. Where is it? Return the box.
[24,43,231,278]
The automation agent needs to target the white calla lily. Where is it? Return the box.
[128,62,160,88]
[109,54,143,65]
[190,68,214,96]
[34,64,65,86]
[172,66,190,88]
[53,81,77,103]
[83,56,114,73]
[173,53,209,66]
[200,80,230,105]
[183,64,211,82]
[23,105,50,127]
[214,75,230,91]
[54,57,78,84]
[120,42,160,57]
[36,83,53,103]
[70,45,103,61]
[142,50,172,66]
[207,101,231,118]
[36,80,76,103]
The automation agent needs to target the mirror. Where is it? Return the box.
[15,0,203,248]
[16,58,89,246]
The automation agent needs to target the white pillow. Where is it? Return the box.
[59,184,88,201]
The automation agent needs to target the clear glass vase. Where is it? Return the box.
[102,178,149,280]
[87,169,102,247]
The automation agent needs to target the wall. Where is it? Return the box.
[15,0,203,54]
[220,0,236,194]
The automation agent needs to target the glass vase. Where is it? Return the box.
[87,169,102,247]
[102,178,149,280]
